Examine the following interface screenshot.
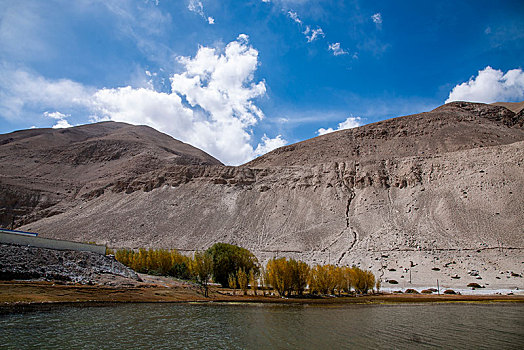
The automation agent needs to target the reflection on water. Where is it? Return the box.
[1,303,523,349]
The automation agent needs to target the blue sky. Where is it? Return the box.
[1,0,523,164]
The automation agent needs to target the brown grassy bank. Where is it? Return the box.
[1,279,523,313]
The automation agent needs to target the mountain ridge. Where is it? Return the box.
[1,101,523,290]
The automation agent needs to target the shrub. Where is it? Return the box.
[421,289,433,294]
[467,283,482,289]
[387,279,399,284]
[443,289,456,295]
[404,288,419,294]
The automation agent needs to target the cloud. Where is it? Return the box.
[188,0,214,24]
[328,42,348,56]
[93,35,285,165]
[317,116,362,136]
[287,11,302,24]
[1,36,286,165]
[43,111,73,129]
[304,26,324,42]
[286,9,329,45]
[188,0,204,17]
[446,66,524,104]
[254,134,286,156]
[371,13,382,24]
[0,65,94,122]
[100,0,174,64]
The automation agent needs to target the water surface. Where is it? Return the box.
[1,303,523,349]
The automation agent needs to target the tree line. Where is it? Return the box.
[110,243,377,297]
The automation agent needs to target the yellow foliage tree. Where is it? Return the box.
[249,269,258,296]
[190,251,213,297]
[228,273,237,295]
[237,268,248,295]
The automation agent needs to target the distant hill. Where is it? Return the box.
[491,101,524,114]
[2,102,523,291]
[0,121,221,227]
[246,102,523,167]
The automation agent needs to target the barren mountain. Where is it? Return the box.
[0,121,221,228]
[246,102,523,167]
[2,101,523,292]
[491,101,524,114]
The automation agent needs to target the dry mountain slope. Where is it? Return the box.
[492,101,524,114]
[0,121,221,228]
[246,102,523,167]
[2,101,524,291]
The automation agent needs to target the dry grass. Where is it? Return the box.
[1,280,523,311]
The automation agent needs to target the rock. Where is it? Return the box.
[404,288,419,294]
[0,243,140,284]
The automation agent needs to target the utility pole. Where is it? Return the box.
[437,279,440,295]
[409,268,412,284]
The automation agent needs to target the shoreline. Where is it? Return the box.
[1,280,523,314]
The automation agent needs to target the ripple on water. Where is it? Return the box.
[1,303,523,349]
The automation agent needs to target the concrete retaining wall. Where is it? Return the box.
[0,231,106,255]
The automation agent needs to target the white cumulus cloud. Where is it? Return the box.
[92,35,285,165]
[0,65,93,121]
[304,26,324,42]
[328,42,348,56]
[254,134,286,156]
[371,13,382,24]
[0,36,286,165]
[317,116,362,136]
[446,66,524,104]
[43,111,73,128]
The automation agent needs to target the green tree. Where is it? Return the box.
[205,243,259,287]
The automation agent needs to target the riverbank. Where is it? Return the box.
[2,278,523,314]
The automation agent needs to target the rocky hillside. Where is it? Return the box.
[0,243,140,285]
[246,102,523,167]
[2,101,523,291]
[0,121,221,228]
